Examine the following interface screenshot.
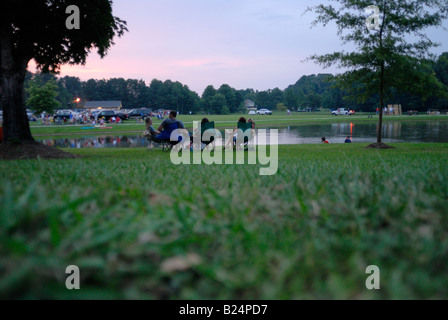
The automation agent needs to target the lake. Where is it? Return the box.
[37,120,448,148]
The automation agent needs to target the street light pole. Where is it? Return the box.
[74,98,81,110]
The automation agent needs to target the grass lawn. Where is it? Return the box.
[30,112,448,138]
[0,143,447,299]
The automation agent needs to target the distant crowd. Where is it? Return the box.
[29,112,117,126]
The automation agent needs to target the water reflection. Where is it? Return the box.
[277,120,448,144]
[40,135,148,149]
[37,120,448,148]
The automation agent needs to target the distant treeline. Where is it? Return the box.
[25,52,448,114]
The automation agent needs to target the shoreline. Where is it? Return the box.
[30,114,448,138]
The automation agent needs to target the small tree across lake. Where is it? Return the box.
[307,0,448,147]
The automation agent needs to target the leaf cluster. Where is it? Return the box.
[307,0,448,101]
[26,79,61,114]
[0,0,127,74]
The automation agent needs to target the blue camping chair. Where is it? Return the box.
[149,122,184,152]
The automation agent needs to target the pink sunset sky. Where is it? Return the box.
[29,0,448,95]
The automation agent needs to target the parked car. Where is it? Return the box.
[128,108,152,119]
[116,111,130,120]
[26,111,35,121]
[256,108,273,115]
[248,110,256,115]
[97,110,127,122]
[56,109,74,115]
[54,114,72,123]
[332,108,350,116]
[54,110,74,121]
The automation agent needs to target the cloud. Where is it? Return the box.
[170,58,245,69]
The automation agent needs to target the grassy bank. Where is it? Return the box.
[30,112,448,138]
[1,144,447,299]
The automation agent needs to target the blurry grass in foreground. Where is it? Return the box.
[0,143,447,299]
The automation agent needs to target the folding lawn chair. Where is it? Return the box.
[235,122,256,151]
[191,121,216,151]
[147,136,167,151]
[148,122,186,152]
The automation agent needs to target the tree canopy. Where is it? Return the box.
[26,78,60,115]
[1,0,127,73]
[24,52,448,116]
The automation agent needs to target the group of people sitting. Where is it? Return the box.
[321,136,352,144]
[143,111,184,141]
[143,111,256,150]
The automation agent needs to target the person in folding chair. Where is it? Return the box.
[153,111,186,152]
[143,117,161,150]
[190,118,216,151]
[224,117,256,151]
[237,118,256,151]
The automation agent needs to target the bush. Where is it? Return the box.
[276,103,287,112]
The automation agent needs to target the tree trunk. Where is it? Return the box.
[1,68,34,143]
[1,18,34,144]
[375,1,387,145]
[377,61,385,144]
